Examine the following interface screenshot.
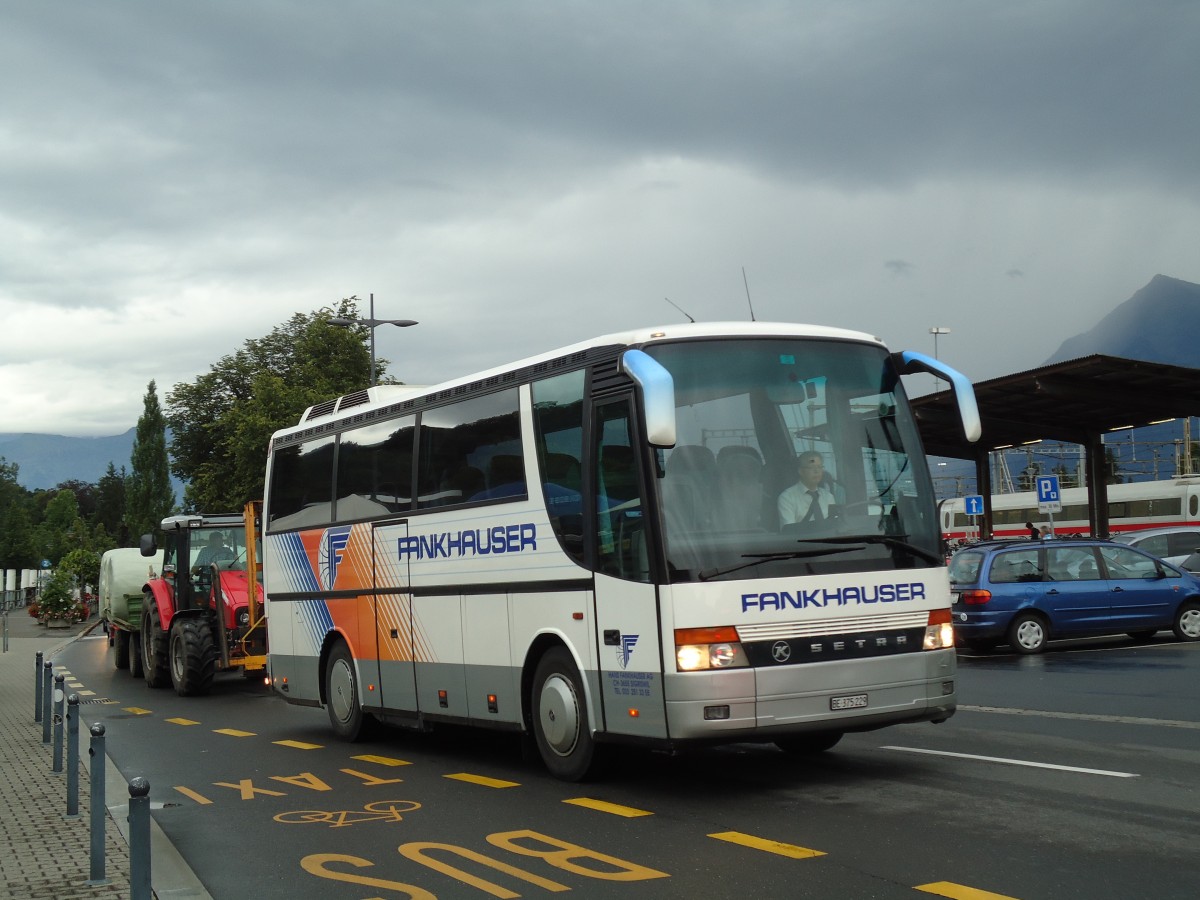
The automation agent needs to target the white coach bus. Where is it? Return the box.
[262,322,980,780]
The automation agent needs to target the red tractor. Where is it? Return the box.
[131,501,267,696]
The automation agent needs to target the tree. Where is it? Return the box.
[38,489,79,565]
[167,298,375,510]
[1104,448,1124,485]
[126,380,176,539]
[56,479,98,522]
[38,568,77,621]
[59,547,102,595]
[0,458,36,570]
[94,462,128,545]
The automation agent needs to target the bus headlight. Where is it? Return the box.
[924,609,955,650]
[675,627,749,671]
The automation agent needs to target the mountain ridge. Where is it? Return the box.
[1044,274,1200,367]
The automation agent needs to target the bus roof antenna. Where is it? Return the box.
[742,267,756,321]
[665,297,695,323]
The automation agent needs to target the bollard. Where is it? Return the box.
[128,776,152,900]
[41,661,53,743]
[52,673,65,773]
[87,724,110,886]
[35,650,43,722]
[66,694,80,817]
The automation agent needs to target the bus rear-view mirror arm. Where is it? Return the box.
[622,349,677,448]
[892,350,982,444]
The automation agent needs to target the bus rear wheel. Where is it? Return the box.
[531,647,604,782]
[325,641,375,741]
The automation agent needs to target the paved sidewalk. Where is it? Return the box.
[0,608,137,898]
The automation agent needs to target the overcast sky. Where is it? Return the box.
[3,1,1198,437]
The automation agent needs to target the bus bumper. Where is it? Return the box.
[663,648,957,740]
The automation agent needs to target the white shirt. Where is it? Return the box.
[777,483,836,526]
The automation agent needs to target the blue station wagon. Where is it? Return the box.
[948,538,1200,653]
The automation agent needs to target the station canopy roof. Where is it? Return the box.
[910,354,1200,460]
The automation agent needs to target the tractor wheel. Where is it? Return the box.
[113,629,130,671]
[128,628,144,679]
[141,596,170,688]
[170,616,217,697]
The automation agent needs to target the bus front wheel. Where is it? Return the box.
[325,642,374,741]
[531,647,603,781]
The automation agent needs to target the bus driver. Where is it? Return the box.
[778,451,836,526]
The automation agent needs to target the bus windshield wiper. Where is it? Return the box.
[698,546,861,581]
[795,534,942,566]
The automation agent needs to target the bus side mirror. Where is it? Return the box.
[621,349,677,448]
[139,534,158,557]
[893,350,982,443]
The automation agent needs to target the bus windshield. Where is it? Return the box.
[643,338,939,581]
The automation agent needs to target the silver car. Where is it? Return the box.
[1112,526,1200,567]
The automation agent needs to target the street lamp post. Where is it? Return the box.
[330,293,418,387]
[929,326,950,391]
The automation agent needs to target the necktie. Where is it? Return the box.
[805,489,824,522]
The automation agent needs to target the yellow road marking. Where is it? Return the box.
[76,690,96,696]
[214,728,256,737]
[563,798,653,817]
[174,786,213,805]
[274,739,323,750]
[916,882,1019,900]
[708,831,825,859]
[124,707,152,715]
[166,717,201,726]
[352,754,412,767]
[444,773,519,788]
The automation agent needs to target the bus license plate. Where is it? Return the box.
[830,693,868,711]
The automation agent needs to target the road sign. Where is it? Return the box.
[1036,475,1062,513]
[964,495,984,517]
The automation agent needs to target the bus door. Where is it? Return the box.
[371,519,418,716]
[591,398,668,740]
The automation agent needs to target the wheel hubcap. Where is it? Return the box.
[328,660,355,724]
[1181,608,1200,639]
[1016,620,1043,649]
[539,674,579,757]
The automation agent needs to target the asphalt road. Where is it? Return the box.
[58,631,1200,899]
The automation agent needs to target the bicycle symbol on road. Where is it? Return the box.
[274,799,422,828]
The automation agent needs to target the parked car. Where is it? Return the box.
[948,538,1200,653]
[1111,525,1200,568]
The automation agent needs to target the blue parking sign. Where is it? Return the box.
[1036,476,1060,503]
[1036,475,1062,513]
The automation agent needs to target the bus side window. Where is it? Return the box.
[594,400,650,583]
